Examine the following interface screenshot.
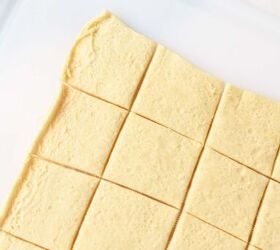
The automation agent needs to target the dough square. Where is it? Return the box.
[2,157,99,250]
[251,181,280,250]
[36,86,127,176]
[168,213,246,250]
[207,84,280,176]
[103,113,202,208]
[184,147,268,241]
[132,45,223,143]
[73,181,178,250]
[65,11,156,108]
[0,231,44,250]
[272,152,280,182]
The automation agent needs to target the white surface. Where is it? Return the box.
[1,0,280,209]
[245,0,280,17]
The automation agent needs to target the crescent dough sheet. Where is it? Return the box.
[1,10,280,250]
[103,113,202,208]
[168,213,246,250]
[73,181,178,250]
[184,148,268,241]
[207,84,280,176]
[0,231,44,250]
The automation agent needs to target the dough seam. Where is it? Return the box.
[245,181,270,250]
[63,81,127,110]
[185,212,250,246]
[69,178,102,249]
[0,229,47,249]
[208,146,280,185]
[132,111,202,144]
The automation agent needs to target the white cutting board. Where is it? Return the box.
[1,0,280,209]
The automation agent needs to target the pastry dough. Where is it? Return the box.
[104,113,202,207]
[0,231,44,250]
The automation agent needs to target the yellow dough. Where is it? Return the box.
[132,45,223,143]
[73,181,178,250]
[103,113,202,208]
[207,84,280,176]
[251,181,280,250]
[185,147,268,241]
[0,231,44,250]
[36,85,127,176]
[64,11,156,108]
[168,213,246,250]
[1,157,99,249]
[1,10,280,249]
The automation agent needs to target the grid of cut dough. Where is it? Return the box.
[1,11,280,250]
